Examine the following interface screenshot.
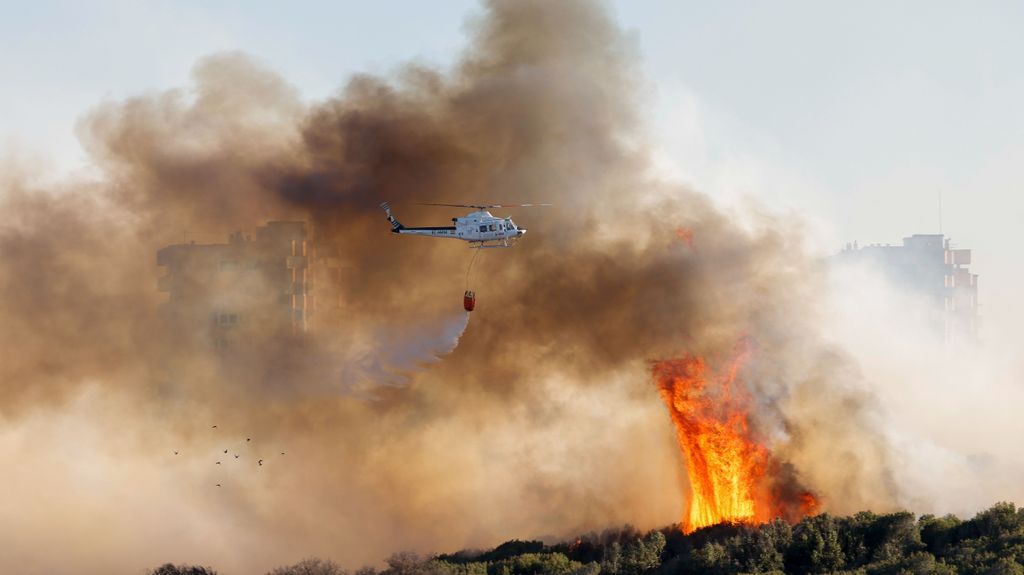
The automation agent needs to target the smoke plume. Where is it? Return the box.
[0,1,930,573]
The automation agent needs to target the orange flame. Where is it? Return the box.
[799,491,820,516]
[653,349,816,533]
[675,227,694,248]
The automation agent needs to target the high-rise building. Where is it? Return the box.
[157,221,316,350]
[837,234,978,341]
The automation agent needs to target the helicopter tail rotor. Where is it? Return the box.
[380,202,404,232]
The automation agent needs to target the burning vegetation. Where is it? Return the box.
[653,347,818,533]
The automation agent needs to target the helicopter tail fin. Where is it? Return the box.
[380,202,404,232]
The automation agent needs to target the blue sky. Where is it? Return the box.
[3,0,1022,336]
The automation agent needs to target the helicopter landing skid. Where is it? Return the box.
[469,237,519,249]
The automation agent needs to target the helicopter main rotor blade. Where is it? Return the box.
[417,203,489,209]
[417,203,552,209]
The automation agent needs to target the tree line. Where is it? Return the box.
[149,501,1024,575]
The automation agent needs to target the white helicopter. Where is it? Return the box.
[379,202,549,248]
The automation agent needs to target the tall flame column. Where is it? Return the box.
[653,353,771,533]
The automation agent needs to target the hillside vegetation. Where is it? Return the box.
[151,502,1024,575]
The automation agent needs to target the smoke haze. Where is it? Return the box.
[0,1,1018,573]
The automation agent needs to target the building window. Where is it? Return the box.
[217,313,239,325]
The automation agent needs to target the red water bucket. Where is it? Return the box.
[463,290,476,312]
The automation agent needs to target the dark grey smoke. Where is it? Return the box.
[0,1,900,573]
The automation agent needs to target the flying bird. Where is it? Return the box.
[246,438,251,442]
[216,484,221,487]
[174,451,178,455]
[280,452,285,455]
[212,425,217,429]
[258,459,263,466]
[234,454,239,459]
[216,462,221,465]
[223,449,228,453]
